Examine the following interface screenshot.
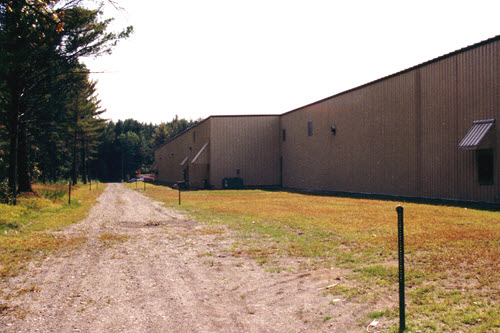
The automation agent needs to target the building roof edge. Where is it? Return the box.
[282,34,500,116]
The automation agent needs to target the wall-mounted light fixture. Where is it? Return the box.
[331,123,336,135]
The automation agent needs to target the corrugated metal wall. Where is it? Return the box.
[210,116,280,188]
[154,119,211,188]
[154,37,499,203]
[280,71,418,196]
[281,37,500,203]
[454,39,499,202]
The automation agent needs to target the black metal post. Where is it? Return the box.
[144,181,146,191]
[397,205,405,332]
[178,187,181,205]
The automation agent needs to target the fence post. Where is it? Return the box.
[396,205,405,332]
[178,186,181,205]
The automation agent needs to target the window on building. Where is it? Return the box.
[282,129,286,141]
[477,149,494,185]
[193,131,196,143]
[307,121,313,136]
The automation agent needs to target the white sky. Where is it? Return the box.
[83,0,500,125]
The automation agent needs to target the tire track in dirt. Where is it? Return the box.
[0,183,390,332]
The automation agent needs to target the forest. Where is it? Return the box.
[89,117,199,183]
[0,0,197,203]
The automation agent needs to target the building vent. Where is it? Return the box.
[459,119,495,150]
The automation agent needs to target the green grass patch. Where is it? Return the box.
[0,183,106,279]
[368,310,386,319]
[38,186,67,202]
[357,265,397,279]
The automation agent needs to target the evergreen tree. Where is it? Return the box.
[0,0,132,198]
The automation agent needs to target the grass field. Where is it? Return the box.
[0,183,105,280]
[131,182,499,332]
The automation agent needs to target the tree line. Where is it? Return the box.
[92,117,199,183]
[0,0,198,203]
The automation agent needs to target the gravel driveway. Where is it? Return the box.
[0,184,386,332]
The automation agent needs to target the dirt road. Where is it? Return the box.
[0,184,387,332]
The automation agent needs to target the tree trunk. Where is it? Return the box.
[82,135,87,184]
[17,121,33,192]
[50,140,57,183]
[72,131,78,185]
[7,101,19,197]
[5,0,25,202]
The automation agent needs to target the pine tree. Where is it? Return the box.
[0,0,132,199]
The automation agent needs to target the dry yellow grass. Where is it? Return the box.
[139,184,499,332]
[98,233,130,246]
[0,183,105,279]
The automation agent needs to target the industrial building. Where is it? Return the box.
[153,35,499,204]
[153,115,280,189]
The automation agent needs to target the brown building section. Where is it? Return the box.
[280,72,419,197]
[154,115,280,189]
[210,116,281,188]
[154,118,212,188]
[155,36,499,203]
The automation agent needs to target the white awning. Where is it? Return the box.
[192,140,210,164]
[180,155,189,166]
[459,119,495,150]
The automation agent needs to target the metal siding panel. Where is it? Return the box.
[282,38,499,203]
[189,119,211,188]
[281,71,417,197]
[495,41,500,203]
[211,116,280,188]
[155,38,499,203]
[192,140,210,164]
[154,119,211,187]
[420,56,458,200]
[456,40,500,202]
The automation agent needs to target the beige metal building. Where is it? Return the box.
[154,36,499,204]
[154,115,280,189]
